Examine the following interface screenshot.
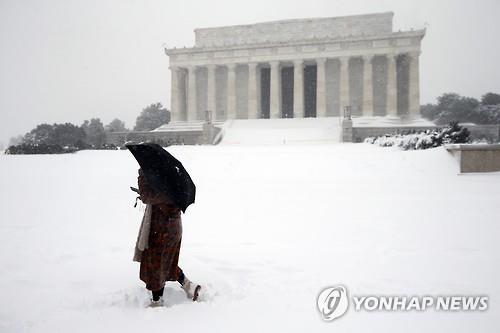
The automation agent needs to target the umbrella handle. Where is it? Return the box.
[134,196,140,208]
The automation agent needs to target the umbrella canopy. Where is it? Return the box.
[126,143,196,213]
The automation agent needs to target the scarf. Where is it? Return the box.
[133,204,152,262]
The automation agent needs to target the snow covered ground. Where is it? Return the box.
[0,143,499,332]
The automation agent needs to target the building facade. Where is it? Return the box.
[165,12,425,122]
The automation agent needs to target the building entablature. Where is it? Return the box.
[166,29,425,68]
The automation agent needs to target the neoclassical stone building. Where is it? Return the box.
[165,12,425,122]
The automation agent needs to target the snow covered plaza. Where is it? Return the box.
[1,142,499,332]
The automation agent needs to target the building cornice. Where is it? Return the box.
[165,29,425,67]
[165,29,425,56]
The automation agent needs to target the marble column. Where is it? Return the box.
[408,52,420,117]
[386,53,398,117]
[226,63,237,119]
[270,61,281,119]
[316,58,327,118]
[170,66,182,121]
[187,66,197,121]
[248,62,259,119]
[293,59,304,118]
[362,55,374,116]
[207,64,217,121]
[339,56,350,114]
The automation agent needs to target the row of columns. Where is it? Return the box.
[171,52,420,121]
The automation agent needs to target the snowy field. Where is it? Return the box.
[0,143,499,332]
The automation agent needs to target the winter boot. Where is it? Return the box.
[181,278,201,301]
[148,297,164,308]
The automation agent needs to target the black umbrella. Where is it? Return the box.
[126,143,196,213]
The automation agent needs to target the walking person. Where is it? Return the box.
[127,143,200,307]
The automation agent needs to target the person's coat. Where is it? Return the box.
[135,172,182,291]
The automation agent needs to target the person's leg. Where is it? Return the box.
[177,267,185,286]
[151,287,164,302]
[177,267,201,301]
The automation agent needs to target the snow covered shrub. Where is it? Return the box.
[4,143,78,155]
[92,144,119,150]
[435,122,470,145]
[365,122,470,150]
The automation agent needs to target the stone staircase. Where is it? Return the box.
[218,117,342,145]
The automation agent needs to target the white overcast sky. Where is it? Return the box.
[1,0,499,145]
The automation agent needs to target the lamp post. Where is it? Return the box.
[343,105,352,120]
[341,105,353,142]
[205,110,213,124]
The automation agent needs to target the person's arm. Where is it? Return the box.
[138,174,168,205]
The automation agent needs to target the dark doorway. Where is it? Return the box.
[281,67,294,118]
[304,65,317,117]
[349,58,363,116]
[260,67,270,119]
[396,55,410,116]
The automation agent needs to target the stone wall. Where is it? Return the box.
[106,131,205,146]
[352,126,437,142]
[446,144,500,173]
[195,12,393,48]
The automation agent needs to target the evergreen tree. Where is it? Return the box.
[134,103,170,131]
[481,92,500,106]
[82,118,106,147]
[105,118,128,133]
